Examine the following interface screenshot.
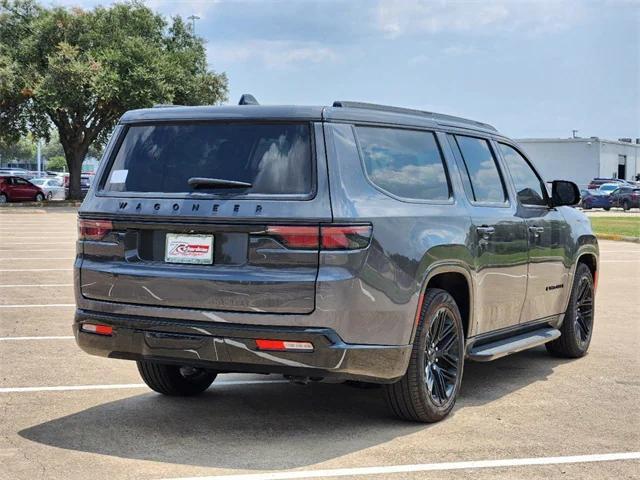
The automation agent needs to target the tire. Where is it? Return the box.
[384,288,465,423]
[137,360,217,396]
[0,193,7,204]
[622,200,631,211]
[603,207,610,211]
[546,263,594,358]
[35,192,45,202]
[583,203,592,210]
[46,191,53,200]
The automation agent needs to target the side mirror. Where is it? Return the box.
[551,180,581,207]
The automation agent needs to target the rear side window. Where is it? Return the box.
[498,143,548,206]
[355,126,450,201]
[451,135,507,204]
[102,123,312,195]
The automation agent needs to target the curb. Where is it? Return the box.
[595,233,640,244]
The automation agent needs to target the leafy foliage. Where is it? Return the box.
[0,0,228,197]
[46,155,66,171]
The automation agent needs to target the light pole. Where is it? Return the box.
[187,14,200,35]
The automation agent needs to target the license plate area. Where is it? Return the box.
[165,233,214,265]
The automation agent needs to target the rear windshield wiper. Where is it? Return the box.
[188,177,253,189]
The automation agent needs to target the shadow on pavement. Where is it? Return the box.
[19,347,571,470]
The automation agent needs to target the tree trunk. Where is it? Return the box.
[65,146,88,200]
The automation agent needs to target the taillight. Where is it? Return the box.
[265,226,320,249]
[321,225,372,250]
[78,219,113,241]
[262,224,372,251]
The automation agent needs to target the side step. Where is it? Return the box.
[468,327,561,362]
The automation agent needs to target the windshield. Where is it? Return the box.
[102,123,313,196]
[31,179,45,185]
[600,185,618,192]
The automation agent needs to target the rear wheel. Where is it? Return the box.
[622,200,631,211]
[603,207,610,211]
[384,288,464,423]
[46,191,53,200]
[546,263,594,358]
[35,192,45,202]
[0,193,6,203]
[137,360,217,396]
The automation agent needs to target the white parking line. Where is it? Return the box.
[0,268,73,272]
[0,379,289,393]
[0,257,74,261]
[0,249,76,252]
[0,284,73,288]
[160,452,640,480]
[0,336,74,341]
[0,304,75,308]
[0,243,75,246]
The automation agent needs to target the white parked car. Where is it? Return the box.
[30,177,66,200]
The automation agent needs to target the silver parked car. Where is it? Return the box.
[74,99,598,423]
[30,177,65,200]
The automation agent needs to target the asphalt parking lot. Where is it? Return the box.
[0,208,638,480]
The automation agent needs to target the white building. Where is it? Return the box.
[516,137,640,189]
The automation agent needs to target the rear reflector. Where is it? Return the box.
[78,219,113,241]
[81,323,113,336]
[255,339,314,352]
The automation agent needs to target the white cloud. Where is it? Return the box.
[208,40,339,68]
[376,0,589,38]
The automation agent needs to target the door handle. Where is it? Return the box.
[476,226,495,237]
[529,226,544,237]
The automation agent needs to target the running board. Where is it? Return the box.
[468,327,561,362]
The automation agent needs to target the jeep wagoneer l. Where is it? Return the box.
[74,98,598,422]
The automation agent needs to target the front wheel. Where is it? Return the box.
[46,191,53,200]
[384,288,464,423]
[0,193,7,203]
[35,192,45,202]
[546,263,594,358]
[137,360,217,396]
[622,200,631,211]
[603,207,610,211]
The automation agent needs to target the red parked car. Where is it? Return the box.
[0,176,46,203]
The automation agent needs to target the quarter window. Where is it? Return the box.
[356,126,450,201]
[499,143,548,207]
[452,135,506,203]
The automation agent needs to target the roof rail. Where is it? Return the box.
[152,104,182,108]
[332,100,497,132]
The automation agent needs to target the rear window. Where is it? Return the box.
[102,123,312,195]
[355,126,450,201]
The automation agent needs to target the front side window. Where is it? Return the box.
[499,143,547,206]
[356,126,450,201]
[102,123,313,196]
[453,135,506,203]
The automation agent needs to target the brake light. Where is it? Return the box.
[265,226,319,249]
[78,219,113,241]
[81,323,113,336]
[321,225,372,250]
[262,224,372,251]
[255,339,314,351]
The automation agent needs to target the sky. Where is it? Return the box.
[51,0,639,140]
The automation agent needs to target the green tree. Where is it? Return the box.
[0,135,35,164]
[0,0,228,198]
[46,155,66,171]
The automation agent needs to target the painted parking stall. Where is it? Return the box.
[0,209,638,480]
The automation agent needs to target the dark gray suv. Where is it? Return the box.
[74,99,598,422]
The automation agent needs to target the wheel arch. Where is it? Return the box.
[410,263,474,343]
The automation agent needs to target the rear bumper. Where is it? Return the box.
[74,309,412,383]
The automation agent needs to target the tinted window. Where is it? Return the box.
[356,127,449,200]
[499,143,547,206]
[103,123,312,195]
[454,136,506,203]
